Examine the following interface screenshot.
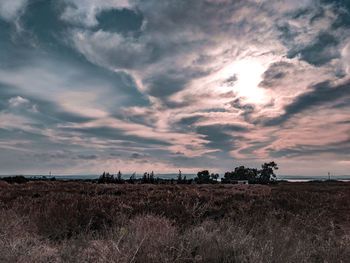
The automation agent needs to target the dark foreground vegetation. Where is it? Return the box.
[0,179,349,262]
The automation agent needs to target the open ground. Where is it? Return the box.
[0,180,349,262]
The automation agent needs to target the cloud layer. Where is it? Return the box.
[0,0,349,175]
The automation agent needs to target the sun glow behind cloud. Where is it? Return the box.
[220,59,267,104]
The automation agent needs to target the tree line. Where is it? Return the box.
[98,161,278,185]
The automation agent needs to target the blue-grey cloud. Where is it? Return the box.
[287,32,340,66]
[0,0,27,22]
[76,154,98,160]
[225,75,238,85]
[61,126,171,147]
[145,74,188,98]
[95,8,143,34]
[321,0,350,29]
[230,98,255,112]
[0,83,94,124]
[259,62,294,88]
[0,127,48,142]
[267,137,350,158]
[264,80,350,126]
[176,115,206,127]
[238,139,276,156]
[196,124,248,152]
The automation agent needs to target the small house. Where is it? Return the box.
[237,180,249,184]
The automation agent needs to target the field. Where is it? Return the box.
[0,180,349,262]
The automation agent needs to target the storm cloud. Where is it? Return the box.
[0,0,349,176]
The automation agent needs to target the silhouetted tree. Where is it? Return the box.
[177,170,183,183]
[222,166,259,183]
[195,170,212,184]
[1,176,28,184]
[142,172,148,183]
[141,171,155,184]
[116,170,123,184]
[98,172,115,184]
[128,172,136,184]
[177,170,188,184]
[210,173,219,183]
[150,171,155,184]
[258,161,278,184]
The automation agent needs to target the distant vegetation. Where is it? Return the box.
[222,161,278,184]
[97,162,279,185]
[0,175,56,184]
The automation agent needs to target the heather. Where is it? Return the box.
[0,180,349,262]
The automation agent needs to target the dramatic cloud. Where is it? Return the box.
[60,0,132,26]
[0,0,350,175]
[0,0,27,22]
[264,79,350,126]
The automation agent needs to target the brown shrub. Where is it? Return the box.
[0,181,349,262]
[0,209,58,263]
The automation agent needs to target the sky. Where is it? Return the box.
[0,0,349,176]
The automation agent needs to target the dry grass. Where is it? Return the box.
[0,181,349,262]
